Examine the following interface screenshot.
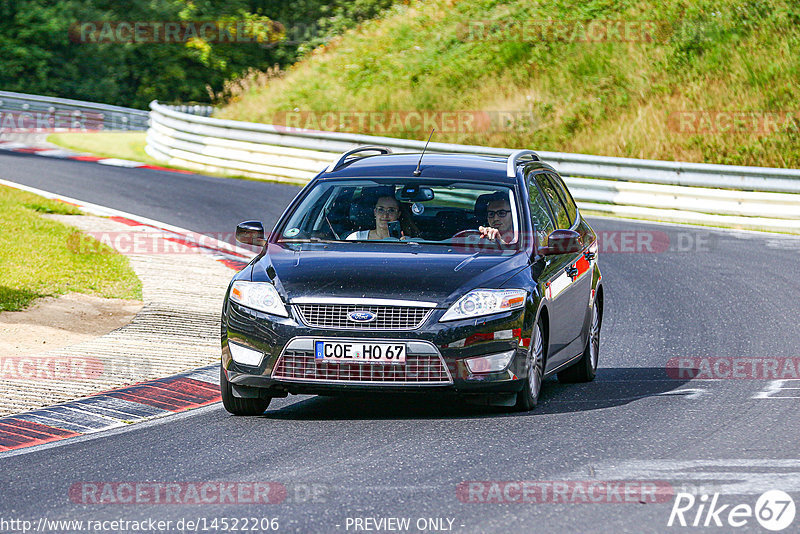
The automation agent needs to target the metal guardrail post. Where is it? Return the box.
[0,90,150,131]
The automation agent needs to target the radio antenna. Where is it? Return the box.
[413,128,435,176]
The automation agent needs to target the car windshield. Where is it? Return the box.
[278,179,520,248]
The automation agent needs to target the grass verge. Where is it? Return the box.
[0,185,142,312]
[47,132,154,163]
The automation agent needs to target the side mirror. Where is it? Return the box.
[540,229,581,255]
[236,221,266,246]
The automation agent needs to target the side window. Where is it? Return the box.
[527,177,554,248]
[546,172,577,224]
[535,173,571,229]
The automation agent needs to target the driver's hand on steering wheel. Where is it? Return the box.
[479,225,504,242]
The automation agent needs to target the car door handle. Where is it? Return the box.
[565,266,578,278]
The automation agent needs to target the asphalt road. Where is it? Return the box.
[2,151,800,533]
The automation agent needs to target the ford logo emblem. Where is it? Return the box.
[348,311,376,323]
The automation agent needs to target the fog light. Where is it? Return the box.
[228,341,263,367]
[465,350,515,374]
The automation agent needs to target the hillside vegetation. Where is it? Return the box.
[0,0,395,108]
[218,0,800,168]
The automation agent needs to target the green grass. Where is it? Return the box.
[0,185,142,312]
[46,132,207,174]
[47,132,154,163]
[218,0,800,168]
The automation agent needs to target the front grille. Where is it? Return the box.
[295,304,431,330]
[273,349,451,384]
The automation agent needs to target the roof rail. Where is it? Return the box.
[506,149,540,177]
[326,146,392,173]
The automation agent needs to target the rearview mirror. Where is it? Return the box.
[397,185,434,202]
[236,221,266,246]
[540,229,581,255]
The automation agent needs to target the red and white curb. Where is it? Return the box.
[0,138,193,173]
[0,366,219,452]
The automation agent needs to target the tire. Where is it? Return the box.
[220,366,271,416]
[558,302,600,383]
[515,319,544,411]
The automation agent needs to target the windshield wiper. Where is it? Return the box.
[281,237,338,243]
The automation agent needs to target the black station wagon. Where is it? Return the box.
[221,147,603,414]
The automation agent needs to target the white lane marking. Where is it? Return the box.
[753,379,800,399]
[35,149,77,158]
[96,158,146,168]
[546,387,709,403]
[565,460,800,495]
[596,379,725,382]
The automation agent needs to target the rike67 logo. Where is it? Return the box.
[668,490,796,531]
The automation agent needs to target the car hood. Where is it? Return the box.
[251,242,528,306]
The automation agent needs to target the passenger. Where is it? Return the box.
[347,195,415,240]
[478,195,515,245]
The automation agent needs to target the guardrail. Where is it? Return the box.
[0,90,150,131]
[146,100,799,233]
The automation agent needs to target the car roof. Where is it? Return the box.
[318,152,555,184]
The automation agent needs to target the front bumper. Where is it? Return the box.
[222,300,531,396]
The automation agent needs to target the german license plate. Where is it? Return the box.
[314,341,406,364]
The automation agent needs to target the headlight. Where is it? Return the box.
[440,289,526,322]
[229,281,289,317]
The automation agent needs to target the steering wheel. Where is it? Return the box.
[450,229,484,240]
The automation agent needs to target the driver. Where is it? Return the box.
[479,195,515,244]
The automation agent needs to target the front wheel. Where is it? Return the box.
[558,302,600,383]
[220,366,271,416]
[515,319,544,411]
